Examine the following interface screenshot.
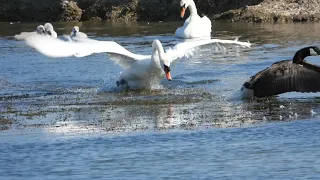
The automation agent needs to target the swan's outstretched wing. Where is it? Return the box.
[73,38,150,68]
[106,53,150,69]
[22,34,78,57]
[23,34,150,68]
[14,32,37,40]
[165,38,251,62]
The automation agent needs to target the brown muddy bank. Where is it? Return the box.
[1,0,318,23]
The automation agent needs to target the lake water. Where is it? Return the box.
[1,21,320,179]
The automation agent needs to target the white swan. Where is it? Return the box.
[175,0,212,39]
[44,23,57,38]
[22,35,251,90]
[115,40,172,89]
[70,26,88,40]
[36,25,46,35]
[14,25,47,40]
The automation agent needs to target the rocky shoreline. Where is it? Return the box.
[1,0,320,23]
[213,0,320,23]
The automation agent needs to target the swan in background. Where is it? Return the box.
[241,46,320,98]
[70,26,88,40]
[44,23,57,38]
[15,23,57,40]
[175,0,212,39]
[36,25,46,35]
[22,34,251,90]
[14,25,47,40]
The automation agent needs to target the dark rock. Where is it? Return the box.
[1,0,320,22]
[0,0,62,22]
[78,0,138,21]
[136,0,180,21]
[59,1,83,21]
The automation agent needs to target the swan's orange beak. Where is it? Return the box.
[180,7,186,18]
[164,65,172,81]
[165,71,172,81]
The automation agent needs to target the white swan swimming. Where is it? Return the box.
[44,23,57,38]
[15,23,57,40]
[22,35,251,90]
[14,25,47,40]
[70,26,88,40]
[175,0,212,39]
[36,25,46,35]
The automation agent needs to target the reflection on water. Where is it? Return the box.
[1,21,320,179]
[1,89,320,135]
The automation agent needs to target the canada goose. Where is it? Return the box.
[241,46,320,98]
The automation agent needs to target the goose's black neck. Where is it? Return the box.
[293,48,309,64]
[292,46,320,64]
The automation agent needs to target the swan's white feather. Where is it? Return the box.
[107,53,150,69]
[21,34,251,90]
[71,32,88,40]
[175,0,212,39]
[24,34,250,66]
[23,34,150,68]
[165,38,251,63]
[15,32,37,40]
[70,26,88,40]
[72,38,151,68]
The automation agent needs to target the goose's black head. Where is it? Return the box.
[293,46,320,64]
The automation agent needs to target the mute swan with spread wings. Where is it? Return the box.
[23,35,251,90]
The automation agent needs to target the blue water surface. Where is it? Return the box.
[1,21,320,179]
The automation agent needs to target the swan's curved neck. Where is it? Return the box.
[152,40,165,62]
[187,1,197,15]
